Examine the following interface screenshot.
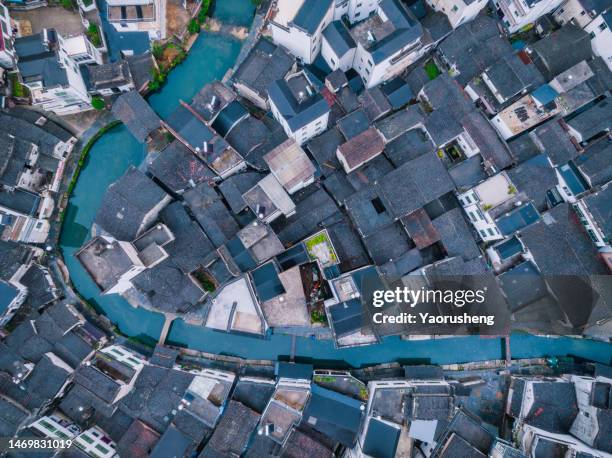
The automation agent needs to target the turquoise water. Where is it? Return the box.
[58,3,612,368]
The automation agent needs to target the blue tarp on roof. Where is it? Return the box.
[276,244,309,271]
[363,418,400,458]
[495,236,523,261]
[303,384,364,446]
[251,262,285,302]
[496,202,541,235]
[532,84,558,105]
[226,236,257,272]
[558,162,589,196]
[0,280,18,314]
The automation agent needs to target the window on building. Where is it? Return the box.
[580,10,586,15]
[451,4,459,11]
[479,230,487,238]
[599,21,608,31]
[487,228,495,236]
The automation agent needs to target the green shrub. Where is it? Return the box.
[199,0,211,18]
[91,96,105,110]
[86,24,102,47]
[188,18,200,34]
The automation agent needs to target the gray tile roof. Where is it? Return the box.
[322,21,356,57]
[111,91,161,143]
[202,401,260,456]
[94,166,168,241]
[484,52,545,101]
[437,16,513,85]
[374,104,425,142]
[530,118,579,165]
[147,140,215,194]
[268,78,330,132]
[306,127,344,176]
[183,182,240,247]
[432,208,480,261]
[520,203,608,275]
[291,0,333,35]
[378,152,455,218]
[567,96,612,142]
[233,38,295,101]
[126,52,156,92]
[529,24,593,80]
[507,154,557,211]
[583,183,612,242]
[0,240,33,280]
[274,187,339,244]
[574,137,612,187]
[84,60,132,91]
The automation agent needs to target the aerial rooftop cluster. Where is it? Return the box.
[0,312,611,458]
[72,0,612,348]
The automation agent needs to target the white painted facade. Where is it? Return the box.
[0,1,15,69]
[492,0,565,33]
[457,173,518,242]
[106,0,167,40]
[426,0,489,28]
[268,0,334,64]
[74,427,117,458]
[573,195,610,249]
[553,0,600,27]
[320,31,355,71]
[586,13,612,70]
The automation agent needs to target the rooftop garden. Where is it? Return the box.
[86,23,102,48]
[424,60,440,80]
[304,230,339,268]
[9,73,29,99]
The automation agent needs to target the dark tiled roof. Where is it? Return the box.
[147,140,214,194]
[203,401,260,456]
[111,91,161,143]
[274,188,339,244]
[126,52,156,91]
[233,38,294,100]
[0,240,33,280]
[432,208,480,261]
[437,16,513,85]
[306,127,344,176]
[302,384,363,446]
[574,137,612,187]
[583,184,612,242]
[378,152,455,218]
[529,24,592,80]
[94,166,168,240]
[116,420,160,458]
[507,154,558,211]
[268,78,330,132]
[567,97,612,142]
[322,21,356,57]
[84,60,132,91]
[183,182,239,248]
[291,0,333,34]
[521,203,607,275]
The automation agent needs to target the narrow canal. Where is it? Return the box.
[59,2,612,367]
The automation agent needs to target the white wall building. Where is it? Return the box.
[106,0,167,40]
[426,0,489,28]
[585,11,612,70]
[0,1,15,69]
[15,30,92,115]
[268,0,334,64]
[268,70,330,145]
[322,0,431,88]
[492,0,565,33]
